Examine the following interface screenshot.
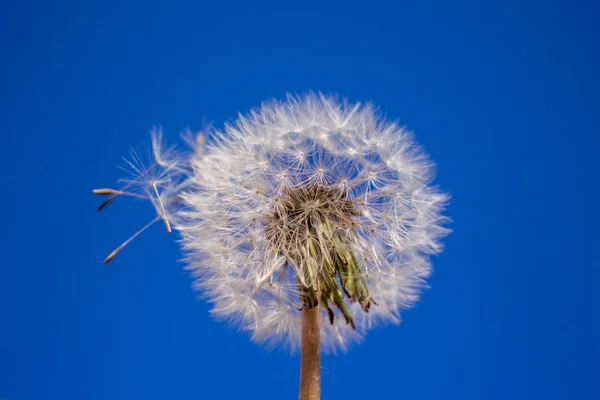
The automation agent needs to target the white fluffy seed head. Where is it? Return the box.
[97,94,449,351]
[171,93,450,352]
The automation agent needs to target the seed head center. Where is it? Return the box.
[264,181,372,328]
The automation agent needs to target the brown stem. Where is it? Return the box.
[299,303,321,400]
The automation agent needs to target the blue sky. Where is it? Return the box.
[1,1,598,399]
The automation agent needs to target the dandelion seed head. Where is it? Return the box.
[173,93,450,352]
[96,93,449,351]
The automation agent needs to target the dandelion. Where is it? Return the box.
[95,93,450,399]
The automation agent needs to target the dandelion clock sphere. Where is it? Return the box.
[95,93,450,400]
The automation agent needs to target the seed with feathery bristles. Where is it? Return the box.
[95,128,189,260]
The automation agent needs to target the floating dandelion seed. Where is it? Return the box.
[94,127,191,263]
[94,94,450,399]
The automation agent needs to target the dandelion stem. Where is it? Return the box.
[299,300,320,400]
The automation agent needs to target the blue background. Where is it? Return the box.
[1,1,598,399]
